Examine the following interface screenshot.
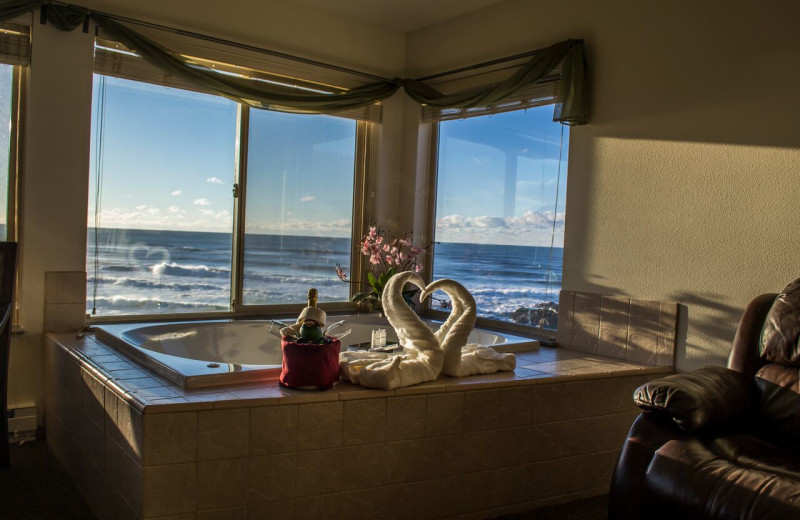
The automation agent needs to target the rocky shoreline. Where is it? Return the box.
[509,301,559,328]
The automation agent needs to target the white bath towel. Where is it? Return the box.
[339,272,442,390]
[420,279,516,377]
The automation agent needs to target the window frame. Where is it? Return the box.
[420,114,567,341]
[85,73,373,324]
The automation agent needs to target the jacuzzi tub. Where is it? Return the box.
[94,314,539,388]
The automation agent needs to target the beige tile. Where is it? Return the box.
[44,271,59,304]
[462,389,499,432]
[295,494,341,520]
[341,444,386,491]
[386,396,426,441]
[56,271,87,304]
[44,303,86,332]
[198,409,249,461]
[489,465,530,508]
[573,292,601,326]
[296,448,341,497]
[143,412,197,465]
[600,296,630,329]
[559,290,576,326]
[250,404,298,455]
[629,299,660,333]
[142,463,197,517]
[247,500,294,519]
[626,331,658,365]
[248,453,296,503]
[597,328,627,360]
[660,302,679,338]
[423,434,466,479]
[104,436,143,514]
[297,401,343,449]
[556,319,573,348]
[79,368,105,427]
[656,335,676,367]
[106,392,145,462]
[343,398,386,446]
[197,508,246,520]
[425,392,463,436]
[384,439,426,484]
[197,458,248,510]
[570,323,599,354]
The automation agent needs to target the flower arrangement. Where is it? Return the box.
[336,226,427,312]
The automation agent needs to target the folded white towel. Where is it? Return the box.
[339,272,442,390]
[420,279,516,377]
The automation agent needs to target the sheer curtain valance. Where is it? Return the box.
[0,1,589,125]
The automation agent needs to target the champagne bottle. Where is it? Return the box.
[298,288,324,343]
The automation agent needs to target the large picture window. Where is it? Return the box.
[87,71,362,316]
[433,106,568,330]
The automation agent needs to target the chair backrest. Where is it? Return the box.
[729,282,800,440]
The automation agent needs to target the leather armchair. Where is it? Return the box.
[609,288,800,520]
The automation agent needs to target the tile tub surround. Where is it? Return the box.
[44,332,670,520]
[556,290,679,367]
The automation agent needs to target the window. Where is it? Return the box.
[0,22,29,242]
[87,77,238,315]
[432,106,568,330]
[87,55,364,316]
[242,110,356,306]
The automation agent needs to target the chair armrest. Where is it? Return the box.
[633,366,754,433]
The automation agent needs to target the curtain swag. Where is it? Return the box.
[0,0,589,124]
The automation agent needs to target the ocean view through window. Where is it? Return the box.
[0,64,13,240]
[87,74,360,316]
[433,107,568,329]
[87,76,237,315]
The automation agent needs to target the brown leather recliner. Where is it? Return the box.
[609,284,800,520]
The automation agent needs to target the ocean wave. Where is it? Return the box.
[91,295,228,312]
[110,277,226,292]
[151,262,230,278]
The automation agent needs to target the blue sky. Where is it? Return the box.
[89,76,567,246]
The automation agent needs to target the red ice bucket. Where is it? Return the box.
[279,337,341,390]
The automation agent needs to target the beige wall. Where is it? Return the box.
[408,0,800,370]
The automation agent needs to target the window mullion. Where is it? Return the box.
[231,103,250,313]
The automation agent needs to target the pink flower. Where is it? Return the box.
[399,238,411,247]
[385,255,394,264]
[376,236,383,245]
[415,264,423,273]
[383,244,390,252]
[335,264,348,281]
[411,247,422,255]
[370,254,381,265]
[368,226,377,238]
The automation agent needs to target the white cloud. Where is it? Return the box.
[171,190,182,196]
[300,196,316,203]
[168,206,181,213]
[146,208,161,215]
[194,198,210,206]
[135,204,148,210]
[206,177,224,184]
[200,209,215,215]
[246,218,352,238]
[435,210,565,246]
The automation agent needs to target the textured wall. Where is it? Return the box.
[407,0,800,370]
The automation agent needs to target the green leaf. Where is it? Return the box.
[367,272,378,288]
[378,270,390,287]
[352,292,366,302]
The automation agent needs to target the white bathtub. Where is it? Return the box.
[94,314,539,388]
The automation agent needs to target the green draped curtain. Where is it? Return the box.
[0,0,589,124]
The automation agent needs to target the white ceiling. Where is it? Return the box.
[288,0,509,32]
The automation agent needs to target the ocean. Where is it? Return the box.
[87,228,562,322]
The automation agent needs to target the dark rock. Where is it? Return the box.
[510,302,559,328]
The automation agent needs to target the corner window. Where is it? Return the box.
[433,107,568,330]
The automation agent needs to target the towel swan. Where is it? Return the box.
[419,279,516,377]
[339,272,442,390]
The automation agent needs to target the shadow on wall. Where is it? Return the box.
[583,2,800,149]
